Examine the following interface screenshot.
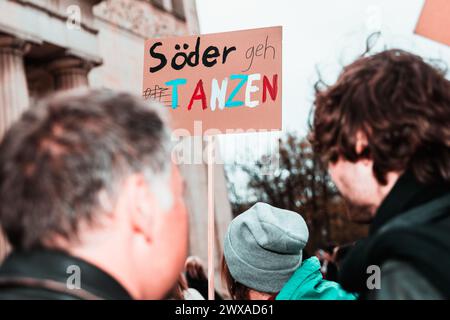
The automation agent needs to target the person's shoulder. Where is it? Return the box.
[367,259,443,300]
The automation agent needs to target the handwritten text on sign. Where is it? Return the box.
[142,26,282,135]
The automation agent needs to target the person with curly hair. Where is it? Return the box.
[310,49,450,299]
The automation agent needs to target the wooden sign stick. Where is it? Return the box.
[207,135,215,300]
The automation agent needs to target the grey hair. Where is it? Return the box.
[0,89,172,249]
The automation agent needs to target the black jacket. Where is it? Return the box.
[0,250,132,300]
[339,171,450,299]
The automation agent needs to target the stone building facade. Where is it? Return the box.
[0,0,232,285]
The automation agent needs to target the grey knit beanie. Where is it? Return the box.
[223,202,309,293]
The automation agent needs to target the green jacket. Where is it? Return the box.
[276,257,357,300]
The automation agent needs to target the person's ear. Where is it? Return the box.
[127,173,155,243]
[355,131,371,165]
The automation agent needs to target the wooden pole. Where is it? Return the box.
[207,135,215,300]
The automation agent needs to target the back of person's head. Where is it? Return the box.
[311,49,450,222]
[312,49,450,186]
[0,89,188,299]
[222,202,309,300]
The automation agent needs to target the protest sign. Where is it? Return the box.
[142,26,282,135]
[142,27,282,300]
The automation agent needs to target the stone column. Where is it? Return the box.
[0,36,30,138]
[49,57,92,91]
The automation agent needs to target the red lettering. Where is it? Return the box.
[187,79,207,110]
[262,74,278,103]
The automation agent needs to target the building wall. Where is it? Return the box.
[89,0,189,94]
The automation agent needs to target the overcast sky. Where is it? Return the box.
[195,0,450,165]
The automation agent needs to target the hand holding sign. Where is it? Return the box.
[142,26,282,135]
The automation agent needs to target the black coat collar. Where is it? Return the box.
[370,171,450,234]
[339,171,450,297]
[0,249,132,300]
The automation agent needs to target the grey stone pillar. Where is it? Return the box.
[49,57,91,91]
[0,36,30,138]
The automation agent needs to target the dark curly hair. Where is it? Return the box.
[310,49,450,185]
